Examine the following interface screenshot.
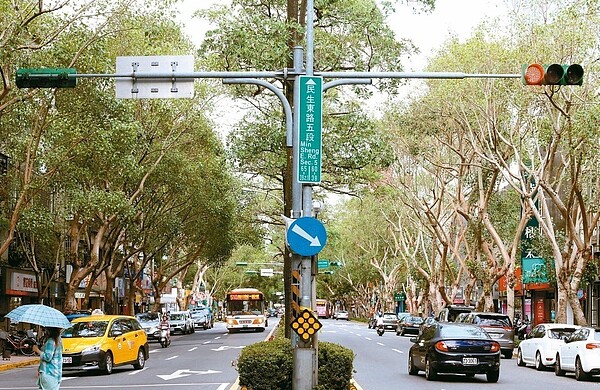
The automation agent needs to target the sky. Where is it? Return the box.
[176,0,509,71]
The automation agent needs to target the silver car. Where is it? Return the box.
[462,312,515,359]
[135,312,160,340]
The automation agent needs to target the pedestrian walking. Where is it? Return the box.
[32,327,62,390]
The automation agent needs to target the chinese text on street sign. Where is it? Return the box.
[297,76,323,183]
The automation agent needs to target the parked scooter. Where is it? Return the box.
[377,324,385,336]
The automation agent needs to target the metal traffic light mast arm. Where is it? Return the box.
[16,69,522,83]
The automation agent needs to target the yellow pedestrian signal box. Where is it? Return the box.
[290,309,322,341]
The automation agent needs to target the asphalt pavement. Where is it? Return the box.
[0,323,364,390]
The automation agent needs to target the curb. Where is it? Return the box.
[0,357,39,372]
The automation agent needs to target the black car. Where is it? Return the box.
[397,315,424,336]
[408,322,501,382]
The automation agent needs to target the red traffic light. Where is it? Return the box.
[523,64,545,85]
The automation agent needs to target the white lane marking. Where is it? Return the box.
[216,384,230,390]
[188,347,198,352]
[129,367,148,375]
[392,349,404,354]
[365,337,372,341]
[166,355,178,360]
[215,336,222,339]
[377,342,385,346]
[149,349,159,353]
[203,341,211,344]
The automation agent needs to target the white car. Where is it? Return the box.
[169,311,195,334]
[556,327,600,381]
[335,310,349,321]
[517,323,580,370]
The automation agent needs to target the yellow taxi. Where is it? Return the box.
[61,314,149,374]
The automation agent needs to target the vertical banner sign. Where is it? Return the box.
[297,76,323,183]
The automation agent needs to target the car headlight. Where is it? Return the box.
[82,344,101,354]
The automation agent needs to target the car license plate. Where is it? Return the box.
[463,357,478,365]
[63,357,72,364]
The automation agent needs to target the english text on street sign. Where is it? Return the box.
[286,217,327,257]
[297,76,323,183]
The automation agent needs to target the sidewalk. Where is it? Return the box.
[0,354,39,372]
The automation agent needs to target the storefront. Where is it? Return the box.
[0,267,40,316]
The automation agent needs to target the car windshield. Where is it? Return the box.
[170,313,186,320]
[383,314,396,320]
[62,321,109,338]
[407,316,423,324]
[474,315,511,327]
[136,313,159,322]
[440,325,488,339]
[192,310,208,317]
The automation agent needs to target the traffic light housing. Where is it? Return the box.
[16,68,77,88]
[522,63,584,86]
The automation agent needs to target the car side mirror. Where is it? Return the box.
[112,330,123,338]
[409,337,418,343]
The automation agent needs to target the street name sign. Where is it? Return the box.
[317,259,330,269]
[260,268,274,277]
[286,217,327,256]
[297,76,323,183]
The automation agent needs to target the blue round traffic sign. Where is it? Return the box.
[287,217,327,256]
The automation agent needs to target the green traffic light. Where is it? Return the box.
[565,64,584,85]
[16,68,77,88]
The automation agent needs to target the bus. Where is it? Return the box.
[224,288,268,333]
[315,298,333,319]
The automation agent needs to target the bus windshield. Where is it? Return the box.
[227,299,264,316]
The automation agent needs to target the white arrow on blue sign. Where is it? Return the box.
[286,217,327,256]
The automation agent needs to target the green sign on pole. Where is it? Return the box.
[317,259,330,269]
[16,68,77,89]
[297,76,323,183]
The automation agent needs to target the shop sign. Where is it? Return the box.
[8,270,38,295]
